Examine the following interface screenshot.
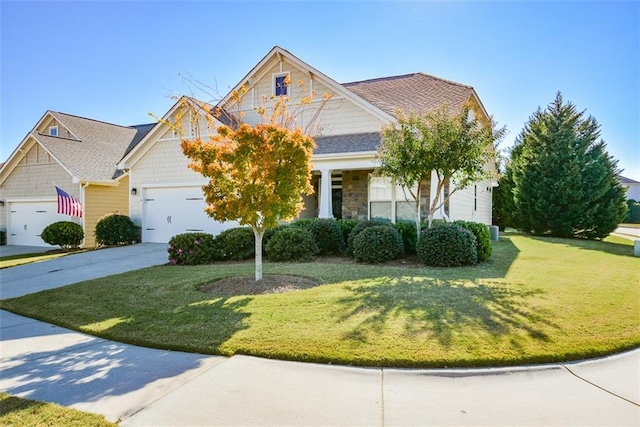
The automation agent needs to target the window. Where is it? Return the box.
[49,126,58,136]
[369,176,418,223]
[274,73,289,96]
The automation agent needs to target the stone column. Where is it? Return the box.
[318,168,333,218]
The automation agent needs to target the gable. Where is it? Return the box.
[220,47,393,138]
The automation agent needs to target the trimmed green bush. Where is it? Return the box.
[306,218,345,256]
[337,219,359,247]
[393,221,418,255]
[216,227,255,260]
[625,199,640,223]
[454,220,492,262]
[41,221,84,249]
[417,224,478,267]
[265,226,318,262]
[168,233,221,265]
[353,225,404,263]
[95,214,137,246]
[346,220,392,256]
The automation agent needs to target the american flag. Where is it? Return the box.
[55,186,83,218]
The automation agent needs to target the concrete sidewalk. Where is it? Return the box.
[1,309,638,426]
[0,244,638,425]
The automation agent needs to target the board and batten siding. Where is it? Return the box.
[0,142,76,232]
[84,175,130,247]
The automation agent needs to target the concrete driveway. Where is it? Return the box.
[0,243,638,425]
[0,243,168,299]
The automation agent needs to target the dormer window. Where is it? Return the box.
[274,73,290,96]
[49,126,58,136]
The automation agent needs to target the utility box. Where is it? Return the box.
[489,225,500,242]
[634,240,640,257]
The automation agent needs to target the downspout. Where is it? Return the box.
[81,182,90,248]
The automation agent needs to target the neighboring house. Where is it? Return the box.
[0,111,153,247]
[119,46,497,243]
[619,175,640,201]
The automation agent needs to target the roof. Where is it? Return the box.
[619,175,640,185]
[33,112,153,181]
[314,132,381,155]
[342,73,475,117]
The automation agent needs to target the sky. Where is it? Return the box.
[1,1,638,180]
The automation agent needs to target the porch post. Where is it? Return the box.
[318,168,333,218]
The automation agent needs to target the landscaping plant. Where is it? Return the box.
[417,224,478,267]
[306,218,345,256]
[40,221,84,249]
[216,227,255,260]
[168,233,222,265]
[265,226,318,262]
[352,225,404,263]
[95,214,138,246]
[454,220,492,262]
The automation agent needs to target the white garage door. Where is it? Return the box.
[142,186,236,243]
[8,201,74,247]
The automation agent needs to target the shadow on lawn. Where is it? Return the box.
[338,277,557,347]
[528,235,637,258]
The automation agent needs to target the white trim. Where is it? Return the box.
[6,197,57,203]
[48,126,58,136]
[312,151,376,161]
[139,182,207,190]
[273,71,290,96]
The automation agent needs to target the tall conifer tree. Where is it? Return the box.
[510,93,627,238]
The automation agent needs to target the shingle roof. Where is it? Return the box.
[314,132,381,155]
[619,175,640,185]
[342,73,474,117]
[34,112,153,181]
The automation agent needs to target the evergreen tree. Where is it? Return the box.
[510,92,627,239]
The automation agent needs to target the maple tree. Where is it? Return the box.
[177,81,330,281]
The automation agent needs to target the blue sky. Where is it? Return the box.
[1,1,638,180]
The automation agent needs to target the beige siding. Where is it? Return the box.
[449,179,493,225]
[35,116,75,139]
[0,149,76,232]
[129,137,205,225]
[232,57,384,137]
[84,176,130,247]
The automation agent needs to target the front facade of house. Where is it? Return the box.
[0,112,151,247]
[118,47,496,242]
[2,46,497,247]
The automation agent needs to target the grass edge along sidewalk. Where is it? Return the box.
[1,234,638,368]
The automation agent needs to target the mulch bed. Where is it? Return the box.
[200,275,321,296]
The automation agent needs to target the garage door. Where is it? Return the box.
[8,201,74,246]
[142,186,237,243]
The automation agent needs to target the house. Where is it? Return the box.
[0,111,153,247]
[619,175,640,201]
[119,46,497,243]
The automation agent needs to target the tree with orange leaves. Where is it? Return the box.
[182,123,314,281]
[178,82,331,281]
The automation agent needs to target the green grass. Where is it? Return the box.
[0,393,116,427]
[1,234,638,368]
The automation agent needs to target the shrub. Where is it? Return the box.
[41,221,84,249]
[291,218,315,229]
[95,214,137,246]
[216,227,255,260]
[453,220,492,262]
[262,224,288,251]
[353,225,404,263]
[625,199,640,223]
[393,221,418,255]
[167,233,222,265]
[346,220,392,256]
[417,224,478,267]
[306,218,345,256]
[265,226,318,262]
[337,219,359,247]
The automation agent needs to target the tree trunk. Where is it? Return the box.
[253,227,264,282]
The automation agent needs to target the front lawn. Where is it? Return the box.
[1,234,638,368]
[0,393,116,427]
